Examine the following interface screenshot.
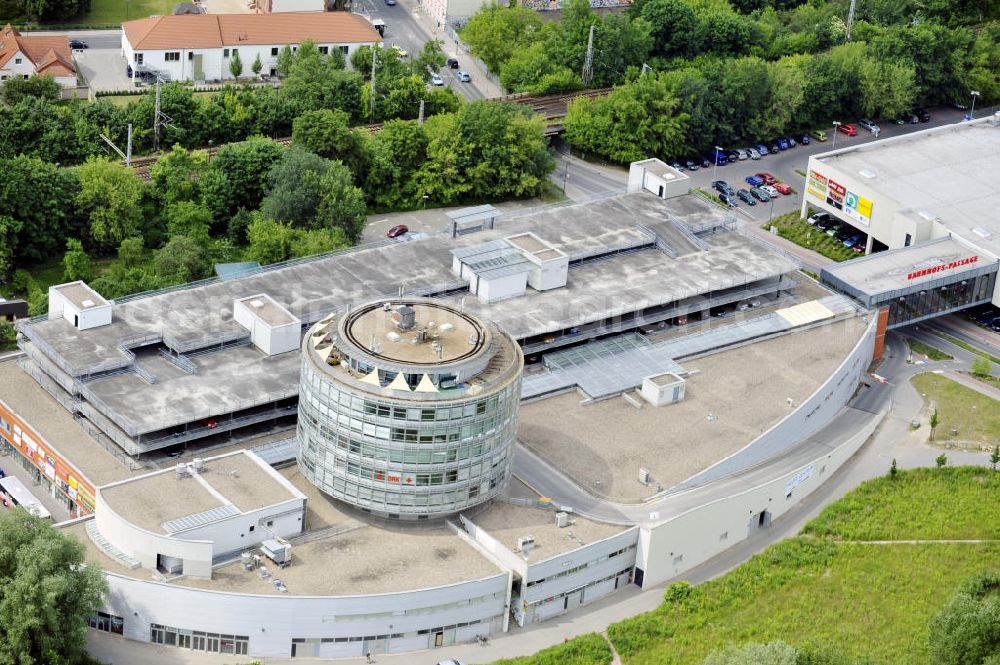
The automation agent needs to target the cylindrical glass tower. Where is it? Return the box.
[297,299,523,520]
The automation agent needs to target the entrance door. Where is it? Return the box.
[193,54,204,81]
[434,632,443,647]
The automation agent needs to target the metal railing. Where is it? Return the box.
[158,349,198,374]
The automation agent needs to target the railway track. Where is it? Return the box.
[127,88,611,180]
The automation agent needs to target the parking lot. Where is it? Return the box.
[75,49,133,92]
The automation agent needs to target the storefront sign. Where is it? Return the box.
[807,170,828,200]
[826,179,847,209]
[907,255,979,281]
[0,399,97,514]
[843,191,873,226]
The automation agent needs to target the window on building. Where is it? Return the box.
[232,48,238,56]
[88,612,124,634]
[224,48,230,57]
[904,233,912,247]
[136,53,144,64]
[318,46,329,55]
[271,47,279,56]
[188,51,193,60]
[150,624,248,655]
[340,45,349,55]
[14,57,21,64]
[165,52,180,61]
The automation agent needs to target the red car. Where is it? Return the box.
[755,172,776,186]
[200,418,218,429]
[773,182,792,195]
[838,123,858,136]
[386,224,409,238]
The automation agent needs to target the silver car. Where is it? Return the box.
[747,147,761,160]
[859,118,880,133]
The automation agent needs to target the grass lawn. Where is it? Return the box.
[491,633,612,665]
[764,211,856,262]
[907,338,953,361]
[51,0,176,26]
[803,466,1000,541]
[911,372,1000,447]
[611,540,1000,665]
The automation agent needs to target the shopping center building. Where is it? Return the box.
[802,114,1000,327]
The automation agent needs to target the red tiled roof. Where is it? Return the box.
[0,24,76,75]
[122,12,382,50]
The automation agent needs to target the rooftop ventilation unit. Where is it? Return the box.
[392,305,416,331]
[516,535,535,555]
[250,299,264,308]
[858,168,877,179]
[191,457,204,472]
[175,462,189,478]
[439,322,455,333]
[81,299,95,308]
[555,512,569,528]
[386,331,402,343]
[972,227,992,240]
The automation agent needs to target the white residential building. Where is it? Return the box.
[0,23,76,86]
[120,12,381,82]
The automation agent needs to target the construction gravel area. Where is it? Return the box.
[517,317,867,502]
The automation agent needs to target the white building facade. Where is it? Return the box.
[120,13,381,83]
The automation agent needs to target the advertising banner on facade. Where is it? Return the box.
[826,179,846,209]
[807,170,828,200]
[843,190,873,226]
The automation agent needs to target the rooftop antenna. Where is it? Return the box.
[100,123,132,165]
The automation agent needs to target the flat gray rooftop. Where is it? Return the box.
[814,117,1000,257]
[822,237,997,298]
[21,192,794,437]
[53,282,109,310]
[237,294,298,327]
[100,451,302,534]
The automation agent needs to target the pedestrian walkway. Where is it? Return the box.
[944,370,1000,400]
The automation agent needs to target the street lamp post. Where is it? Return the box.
[768,195,775,223]
[831,121,841,149]
[969,90,980,120]
[711,145,723,181]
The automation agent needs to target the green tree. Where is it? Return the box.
[641,0,699,59]
[889,457,898,479]
[990,446,999,471]
[971,357,991,377]
[62,238,92,282]
[702,640,798,665]
[229,50,244,80]
[936,452,948,468]
[698,11,753,57]
[245,215,294,264]
[291,108,368,178]
[460,4,544,73]
[0,74,60,105]
[364,119,430,208]
[858,58,917,120]
[0,508,107,665]
[0,320,15,351]
[411,39,447,81]
[75,158,144,250]
[199,136,285,223]
[153,235,211,283]
[930,408,940,440]
[165,201,213,244]
[117,236,145,269]
[0,156,82,269]
[260,147,333,228]
[252,53,264,77]
[279,40,353,112]
[564,73,689,163]
[929,572,1000,665]
[316,164,368,242]
[149,144,210,205]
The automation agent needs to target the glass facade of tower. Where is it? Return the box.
[297,300,523,520]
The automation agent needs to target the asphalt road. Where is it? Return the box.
[29,28,121,50]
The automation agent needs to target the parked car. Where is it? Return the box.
[837,123,858,136]
[737,189,756,205]
[807,212,832,226]
[69,39,88,49]
[200,418,218,429]
[835,228,853,242]
[766,139,781,153]
[756,172,776,185]
[843,233,862,247]
[671,161,685,171]
[760,185,779,198]
[734,148,749,161]
[773,182,792,195]
[747,147,761,160]
[776,137,789,150]
[787,136,797,147]
[386,224,409,238]
[753,143,769,155]
[809,129,828,142]
[710,148,729,165]
[915,108,930,122]
[851,242,865,253]
[699,156,713,168]
[390,44,408,58]
[745,174,764,187]
[685,158,699,171]
[891,115,907,125]
[826,224,841,237]
[446,58,459,69]
[725,149,741,162]
[457,70,471,82]
[858,118,880,133]
[750,187,770,202]
[797,134,810,145]
[712,180,732,194]
[430,73,444,86]
[718,193,737,207]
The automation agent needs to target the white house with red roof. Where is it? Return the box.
[120,13,381,82]
[0,24,77,86]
